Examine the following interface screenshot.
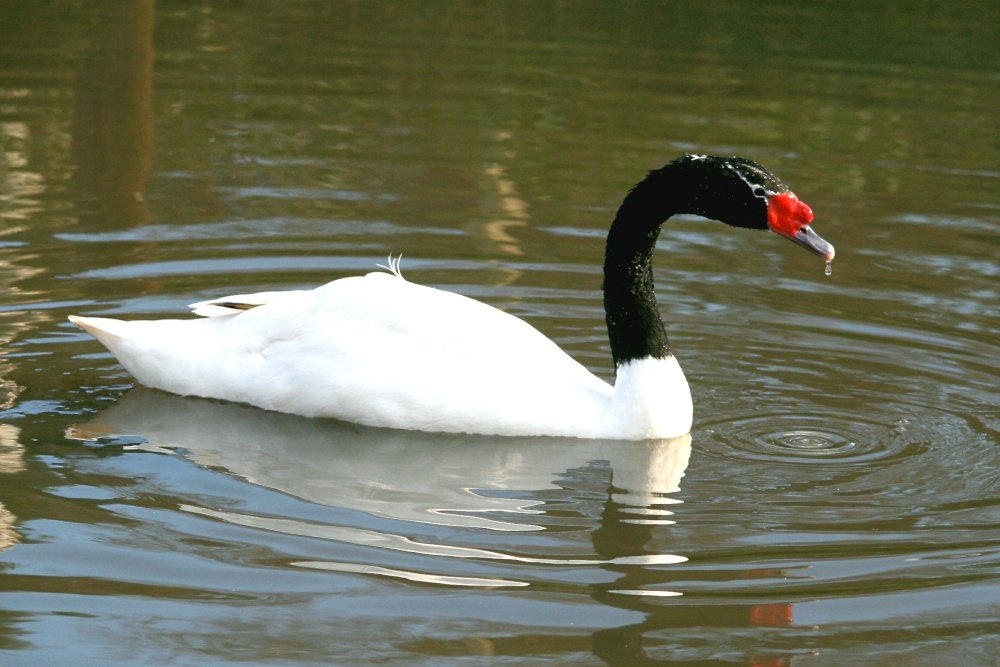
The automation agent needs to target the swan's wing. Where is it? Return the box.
[189,290,311,317]
[72,272,613,437]
[264,272,614,434]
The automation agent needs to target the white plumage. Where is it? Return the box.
[70,270,692,440]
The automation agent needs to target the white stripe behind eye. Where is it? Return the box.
[725,163,777,200]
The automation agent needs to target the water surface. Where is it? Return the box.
[1,1,998,665]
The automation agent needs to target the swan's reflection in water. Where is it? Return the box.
[72,388,759,664]
[71,388,691,534]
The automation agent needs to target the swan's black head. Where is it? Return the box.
[650,155,835,260]
[603,155,835,367]
[657,155,781,230]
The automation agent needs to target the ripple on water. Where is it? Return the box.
[701,412,926,465]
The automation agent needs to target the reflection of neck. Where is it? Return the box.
[609,435,691,505]
[591,436,692,559]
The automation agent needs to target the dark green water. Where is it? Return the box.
[1,1,998,665]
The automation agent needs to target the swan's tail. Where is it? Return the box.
[69,315,207,397]
[69,315,129,349]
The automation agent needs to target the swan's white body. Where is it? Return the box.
[70,269,693,440]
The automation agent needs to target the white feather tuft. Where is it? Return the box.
[377,254,405,279]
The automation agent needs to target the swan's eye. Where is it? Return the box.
[751,185,767,199]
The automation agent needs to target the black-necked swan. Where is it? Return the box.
[70,155,834,440]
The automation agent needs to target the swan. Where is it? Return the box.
[70,155,834,440]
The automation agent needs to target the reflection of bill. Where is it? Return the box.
[750,603,794,628]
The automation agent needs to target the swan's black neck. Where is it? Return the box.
[602,155,783,367]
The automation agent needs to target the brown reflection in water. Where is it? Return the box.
[0,502,21,553]
[0,424,24,553]
[0,323,24,553]
[470,131,530,289]
[482,163,527,254]
[71,0,154,227]
[481,132,529,258]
